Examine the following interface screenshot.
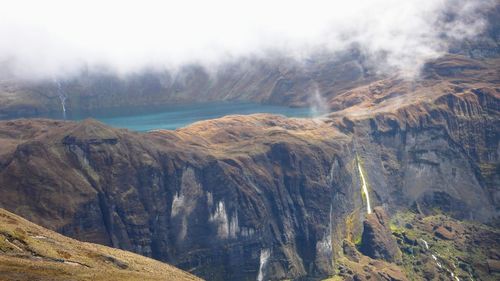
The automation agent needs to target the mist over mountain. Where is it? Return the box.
[0,0,498,119]
[0,1,499,281]
[0,0,496,79]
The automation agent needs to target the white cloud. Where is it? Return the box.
[0,0,493,79]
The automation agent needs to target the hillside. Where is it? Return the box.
[0,2,499,281]
[0,0,497,119]
[0,53,497,280]
[0,208,202,281]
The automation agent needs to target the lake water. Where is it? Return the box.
[54,102,314,132]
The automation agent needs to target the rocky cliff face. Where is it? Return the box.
[331,56,500,223]
[359,207,402,263]
[0,50,374,118]
[0,116,347,280]
[0,55,498,280]
[1,0,498,119]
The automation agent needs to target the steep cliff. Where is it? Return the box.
[0,116,346,280]
[0,50,374,118]
[0,54,498,280]
[0,0,498,119]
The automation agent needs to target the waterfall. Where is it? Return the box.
[257,248,270,281]
[327,203,333,262]
[420,239,429,250]
[421,239,461,280]
[55,79,67,119]
[357,159,372,214]
[316,203,333,268]
[209,201,230,239]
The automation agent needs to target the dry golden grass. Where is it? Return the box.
[161,113,347,157]
[0,208,203,281]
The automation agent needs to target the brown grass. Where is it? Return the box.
[0,208,203,281]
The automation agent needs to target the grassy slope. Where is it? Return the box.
[0,208,202,281]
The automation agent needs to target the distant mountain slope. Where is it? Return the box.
[0,0,497,119]
[0,49,375,118]
[0,14,498,278]
[0,54,497,280]
[0,208,202,281]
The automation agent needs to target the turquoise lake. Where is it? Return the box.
[57,102,313,132]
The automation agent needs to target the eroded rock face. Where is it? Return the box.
[329,60,500,223]
[360,207,402,263]
[1,0,498,120]
[0,50,374,118]
[0,116,351,280]
[0,56,498,280]
[339,238,408,281]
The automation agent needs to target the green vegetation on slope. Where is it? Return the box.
[390,211,500,281]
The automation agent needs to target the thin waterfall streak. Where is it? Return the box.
[55,79,67,119]
[257,248,270,281]
[357,159,372,214]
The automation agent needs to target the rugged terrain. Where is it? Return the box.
[0,49,376,118]
[0,208,202,281]
[0,52,498,280]
[0,1,498,119]
[0,6,499,279]
[330,208,500,280]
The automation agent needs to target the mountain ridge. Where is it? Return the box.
[0,56,497,279]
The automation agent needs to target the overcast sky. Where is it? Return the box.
[0,0,492,79]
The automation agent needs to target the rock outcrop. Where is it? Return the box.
[0,1,497,119]
[0,55,498,280]
[360,207,402,263]
[0,116,347,280]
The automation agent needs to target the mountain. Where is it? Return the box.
[0,5,498,279]
[0,52,498,280]
[0,207,202,281]
[0,49,375,118]
[0,1,498,119]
